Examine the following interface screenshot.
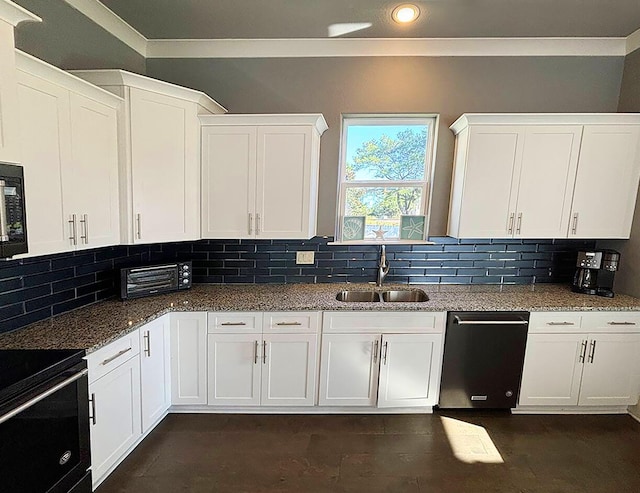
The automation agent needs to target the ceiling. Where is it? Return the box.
[99,0,640,40]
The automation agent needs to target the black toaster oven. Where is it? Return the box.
[120,262,192,300]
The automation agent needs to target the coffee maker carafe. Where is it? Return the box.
[571,250,620,298]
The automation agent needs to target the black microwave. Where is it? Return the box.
[120,262,192,300]
[0,163,28,258]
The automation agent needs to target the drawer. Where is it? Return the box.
[87,330,140,383]
[582,311,640,332]
[208,312,262,333]
[528,312,584,333]
[322,311,446,334]
[263,312,320,333]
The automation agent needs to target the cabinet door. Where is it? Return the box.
[67,93,119,249]
[256,125,314,239]
[170,312,207,405]
[130,88,200,243]
[518,333,585,406]
[207,333,261,406]
[455,126,523,238]
[0,22,21,163]
[578,333,640,406]
[570,125,640,238]
[89,356,141,487]
[201,125,256,238]
[261,333,318,407]
[318,334,380,406]
[16,71,73,256]
[378,334,443,408]
[515,126,582,238]
[139,316,170,433]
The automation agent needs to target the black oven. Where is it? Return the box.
[0,162,28,258]
[121,261,192,299]
[0,350,91,493]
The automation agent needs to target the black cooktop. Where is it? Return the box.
[0,349,86,406]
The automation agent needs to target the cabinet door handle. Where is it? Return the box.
[373,339,379,364]
[276,322,302,326]
[80,214,89,244]
[68,214,77,245]
[254,340,259,364]
[100,347,132,366]
[256,213,261,235]
[516,213,523,235]
[263,341,267,364]
[571,213,579,235]
[89,393,97,425]
[547,321,575,326]
[588,340,596,364]
[221,321,247,326]
[382,341,389,365]
[136,213,142,239]
[579,340,587,363]
[607,321,636,326]
[143,330,150,357]
[248,213,253,235]
[507,213,515,234]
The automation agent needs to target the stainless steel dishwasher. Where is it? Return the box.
[438,311,529,409]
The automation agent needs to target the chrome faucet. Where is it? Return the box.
[377,245,390,287]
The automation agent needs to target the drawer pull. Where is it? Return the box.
[275,322,303,326]
[101,347,132,366]
[607,321,636,326]
[221,322,247,326]
[546,321,575,326]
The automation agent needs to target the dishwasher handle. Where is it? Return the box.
[453,316,528,325]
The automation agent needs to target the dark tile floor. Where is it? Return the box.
[97,412,640,493]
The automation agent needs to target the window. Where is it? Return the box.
[336,115,438,243]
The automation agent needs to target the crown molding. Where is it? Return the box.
[0,0,40,27]
[626,27,640,55]
[63,0,146,56]
[199,113,328,134]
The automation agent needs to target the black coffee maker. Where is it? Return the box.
[571,250,620,298]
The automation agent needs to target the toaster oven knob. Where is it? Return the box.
[183,279,189,284]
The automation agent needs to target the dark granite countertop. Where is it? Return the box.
[1,283,639,353]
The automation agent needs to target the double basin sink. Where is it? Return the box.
[336,289,429,303]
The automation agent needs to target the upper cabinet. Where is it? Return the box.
[0,1,40,163]
[15,51,121,256]
[70,70,227,244]
[200,114,327,239]
[448,114,640,239]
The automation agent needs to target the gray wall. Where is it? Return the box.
[13,0,145,73]
[147,56,624,236]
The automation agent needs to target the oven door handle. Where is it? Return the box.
[0,369,88,425]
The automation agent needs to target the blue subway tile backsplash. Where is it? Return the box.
[0,236,595,335]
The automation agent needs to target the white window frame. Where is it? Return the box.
[335,114,439,244]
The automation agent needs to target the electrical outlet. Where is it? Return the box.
[296,251,315,265]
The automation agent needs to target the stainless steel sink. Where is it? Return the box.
[380,290,429,302]
[335,291,381,302]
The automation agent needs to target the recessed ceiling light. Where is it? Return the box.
[392,4,420,24]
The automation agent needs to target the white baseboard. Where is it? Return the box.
[513,405,629,415]
[168,405,433,415]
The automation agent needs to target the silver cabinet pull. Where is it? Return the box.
[80,214,89,244]
[571,213,579,235]
[136,213,141,239]
[248,213,253,235]
[89,392,97,425]
[101,347,132,366]
[263,341,267,364]
[516,213,523,235]
[579,340,587,363]
[0,180,8,242]
[588,340,596,363]
[507,213,515,235]
[276,322,302,326]
[221,321,247,326]
[607,321,636,326]
[143,330,151,357]
[69,214,77,245]
[373,339,379,364]
[256,213,261,235]
[547,321,575,326]
[254,340,259,364]
[382,341,389,365]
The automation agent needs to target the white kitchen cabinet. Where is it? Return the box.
[448,114,640,239]
[87,339,141,488]
[70,70,226,244]
[15,52,121,256]
[139,315,171,432]
[0,4,39,163]
[201,114,327,239]
[170,312,208,405]
[518,312,640,408]
[319,312,446,408]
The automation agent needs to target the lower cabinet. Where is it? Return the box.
[170,312,208,405]
[318,312,446,408]
[140,316,171,432]
[519,312,640,407]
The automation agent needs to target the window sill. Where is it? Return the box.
[328,240,436,246]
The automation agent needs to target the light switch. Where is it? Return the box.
[296,251,315,265]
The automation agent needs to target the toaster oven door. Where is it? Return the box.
[123,265,180,299]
